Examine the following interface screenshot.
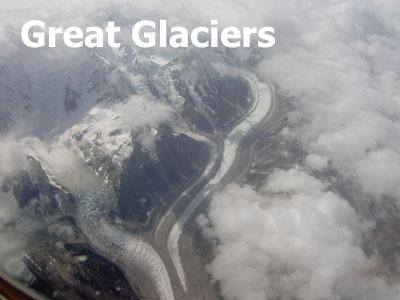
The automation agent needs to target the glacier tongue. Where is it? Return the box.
[22,137,175,300]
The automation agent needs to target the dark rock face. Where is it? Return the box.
[65,84,81,114]
[188,75,250,132]
[156,56,251,134]
[1,158,76,218]
[25,238,140,300]
[118,126,210,223]
[179,75,250,134]
[12,171,39,207]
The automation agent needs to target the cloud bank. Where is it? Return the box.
[198,1,400,300]
[205,169,400,300]
[199,1,400,300]
[203,171,400,300]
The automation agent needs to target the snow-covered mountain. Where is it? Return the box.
[2,47,251,221]
[0,45,253,298]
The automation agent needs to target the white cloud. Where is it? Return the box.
[204,170,399,300]
[263,168,326,196]
[305,153,328,171]
[354,149,400,199]
[203,2,400,299]
[257,1,400,203]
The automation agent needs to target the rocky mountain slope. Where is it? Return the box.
[0,47,252,298]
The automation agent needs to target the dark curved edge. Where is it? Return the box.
[0,272,46,300]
